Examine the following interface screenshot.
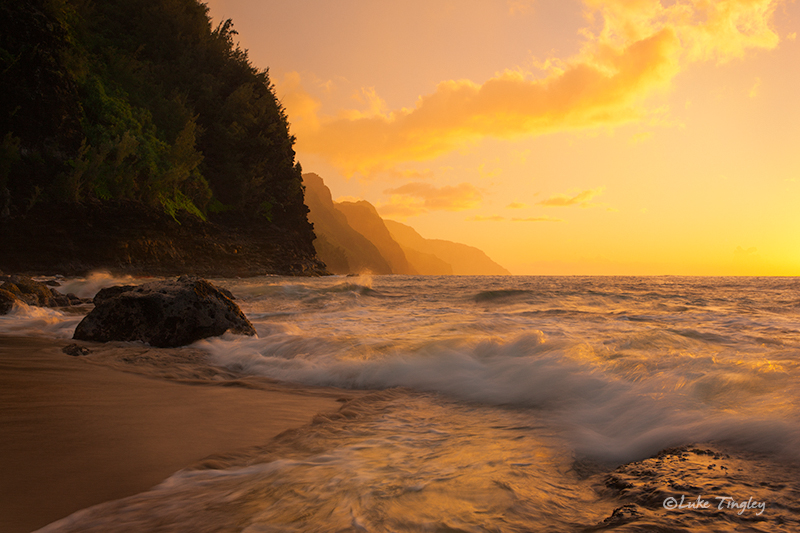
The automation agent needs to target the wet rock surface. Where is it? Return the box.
[73,276,256,347]
[587,444,800,532]
[0,275,88,315]
[0,200,328,278]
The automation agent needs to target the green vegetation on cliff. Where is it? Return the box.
[0,0,311,240]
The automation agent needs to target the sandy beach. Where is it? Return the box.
[0,336,342,533]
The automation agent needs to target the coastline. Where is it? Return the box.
[0,335,343,533]
[0,201,329,278]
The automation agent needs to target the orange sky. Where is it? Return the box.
[205,0,800,275]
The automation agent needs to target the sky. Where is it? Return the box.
[204,0,800,275]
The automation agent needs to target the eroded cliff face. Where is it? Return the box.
[0,201,327,277]
[384,220,511,276]
[303,173,393,275]
[304,173,511,276]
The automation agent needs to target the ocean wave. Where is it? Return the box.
[197,326,800,464]
[472,289,532,303]
[54,271,141,299]
[0,301,82,338]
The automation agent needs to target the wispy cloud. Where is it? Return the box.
[630,131,653,144]
[467,215,506,222]
[537,187,605,208]
[749,77,762,98]
[506,202,529,209]
[465,214,564,222]
[734,246,759,258]
[378,182,483,217]
[512,216,564,222]
[281,0,783,175]
[507,0,536,16]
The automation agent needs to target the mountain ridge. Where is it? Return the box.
[303,173,509,276]
[384,220,512,276]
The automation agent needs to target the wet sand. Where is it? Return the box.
[0,336,341,533]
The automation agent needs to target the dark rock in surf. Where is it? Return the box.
[0,288,17,315]
[0,275,89,313]
[1,276,54,306]
[63,343,91,356]
[73,276,256,347]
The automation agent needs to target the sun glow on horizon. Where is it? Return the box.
[205,0,800,275]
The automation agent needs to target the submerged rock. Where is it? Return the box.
[73,276,256,347]
[62,343,92,356]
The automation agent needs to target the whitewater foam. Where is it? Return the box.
[16,275,800,532]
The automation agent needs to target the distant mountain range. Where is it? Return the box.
[304,173,510,276]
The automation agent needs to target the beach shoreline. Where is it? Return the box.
[0,335,343,533]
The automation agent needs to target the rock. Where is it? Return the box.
[63,343,91,356]
[47,287,91,307]
[0,276,53,306]
[0,275,89,308]
[66,292,88,305]
[73,276,256,347]
[0,200,329,278]
[0,288,19,315]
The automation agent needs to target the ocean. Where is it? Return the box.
[4,274,800,532]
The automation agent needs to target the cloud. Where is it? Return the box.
[373,167,435,181]
[512,216,564,222]
[630,131,653,143]
[506,202,529,209]
[466,214,565,222]
[508,0,536,16]
[537,187,605,207]
[734,246,759,258]
[279,72,321,133]
[467,215,506,222]
[281,0,784,175]
[335,195,363,203]
[749,77,762,98]
[733,246,763,269]
[378,182,483,217]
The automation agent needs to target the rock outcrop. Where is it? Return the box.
[0,201,328,277]
[73,277,256,347]
[0,288,16,314]
[303,173,392,275]
[0,275,87,314]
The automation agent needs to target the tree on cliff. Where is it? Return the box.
[0,0,312,246]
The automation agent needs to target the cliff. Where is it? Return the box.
[0,0,323,276]
[335,201,418,276]
[304,173,509,276]
[303,173,391,275]
[0,201,325,277]
[385,220,511,276]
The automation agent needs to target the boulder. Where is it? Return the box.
[73,276,256,347]
[0,275,88,314]
[1,276,53,306]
